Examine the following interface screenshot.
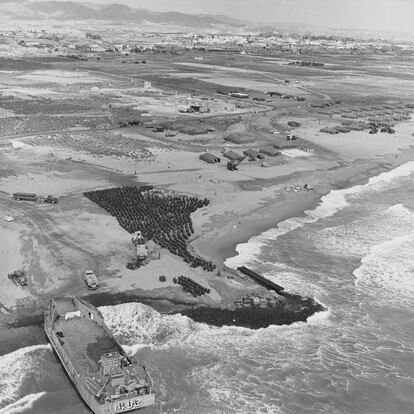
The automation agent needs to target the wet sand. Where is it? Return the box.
[192,191,324,263]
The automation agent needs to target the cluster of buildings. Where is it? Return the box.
[1,27,414,59]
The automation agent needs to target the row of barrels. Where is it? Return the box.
[173,275,210,297]
[83,186,214,271]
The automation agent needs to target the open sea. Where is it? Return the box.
[1,162,414,414]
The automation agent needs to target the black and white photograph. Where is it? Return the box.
[0,1,413,413]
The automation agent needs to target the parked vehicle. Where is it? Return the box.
[12,192,58,204]
[83,270,99,290]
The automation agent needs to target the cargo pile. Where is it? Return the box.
[8,269,28,286]
[173,275,210,296]
[318,102,412,135]
[288,61,324,67]
[234,292,283,309]
[84,186,215,271]
[266,91,305,101]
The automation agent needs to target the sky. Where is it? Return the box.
[49,0,414,33]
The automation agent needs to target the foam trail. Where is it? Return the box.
[0,344,51,408]
[225,217,307,268]
[225,161,414,268]
[306,300,331,325]
[307,161,414,219]
[353,232,414,303]
[313,204,414,257]
[99,302,208,347]
[2,392,47,414]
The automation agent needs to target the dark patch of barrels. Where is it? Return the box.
[173,275,210,297]
[83,186,214,271]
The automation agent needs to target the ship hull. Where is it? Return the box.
[44,299,155,414]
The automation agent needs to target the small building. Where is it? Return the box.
[259,147,281,157]
[243,149,263,160]
[132,231,148,259]
[199,153,221,164]
[335,125,351,133]
[320,127,339,134]
[223,150,244,161]
[75,44,92,53]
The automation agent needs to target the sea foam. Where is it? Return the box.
[99,302,208,348]
[225,161,414,268]
[353,232,414,305]
[313,204,414,257]
[1,392,47,414]
[0,344,51,408]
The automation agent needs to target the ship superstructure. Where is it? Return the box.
[44,297,155,413]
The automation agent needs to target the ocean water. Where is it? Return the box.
[1,162,414,414]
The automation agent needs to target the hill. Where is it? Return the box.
[1,1,245,28]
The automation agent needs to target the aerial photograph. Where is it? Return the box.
[0,0,413,413]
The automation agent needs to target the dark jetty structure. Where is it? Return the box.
[177,295,324,330]
[177,268,324,329]
[84,186,215,271]
[237,266,284,294]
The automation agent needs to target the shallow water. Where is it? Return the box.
[1,162,414,414]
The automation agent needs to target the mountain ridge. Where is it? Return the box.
[2,0,246,28]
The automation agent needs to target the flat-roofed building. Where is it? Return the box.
[199,153,221,164]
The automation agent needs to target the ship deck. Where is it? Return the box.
[54,317,122,376]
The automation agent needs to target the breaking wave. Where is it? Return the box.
[2,392,46,414]
[313,204,414,257]
[0,345,51,409]
[225,161,414,268]
[354,232,414,306]
[100,301,331,353]
[309,160,414,218]
[225,216,308,268]
[99,302,209,348]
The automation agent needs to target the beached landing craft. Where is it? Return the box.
[44,297,155,413]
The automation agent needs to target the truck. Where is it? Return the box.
[12,192,58,204]
[226,154,248,171]
[83,270,99,290]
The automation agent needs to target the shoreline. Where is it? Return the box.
[1,132,413,339]
[192,153,414,269]
[192,190,324,264]
[1,151,413,357]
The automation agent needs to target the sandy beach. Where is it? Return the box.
[1,132,412,324]
[0,48,414,337]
